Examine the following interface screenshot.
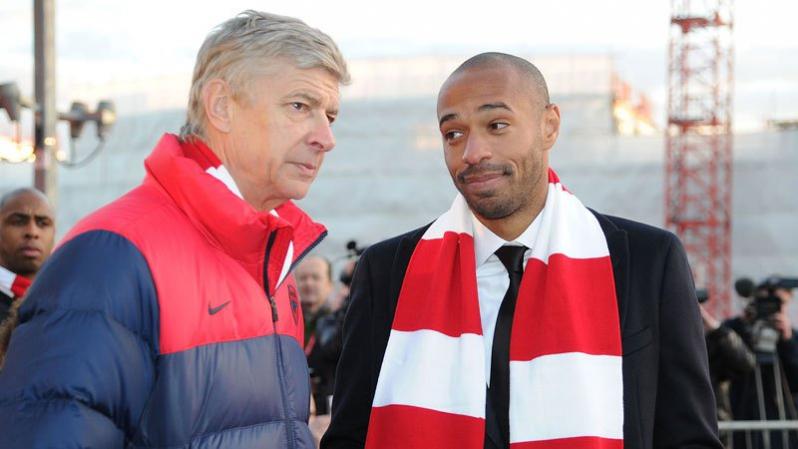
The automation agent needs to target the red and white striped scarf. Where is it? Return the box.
[365,170,623,449]
[0,265,31,299]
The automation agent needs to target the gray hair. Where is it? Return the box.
[180,10,350,140]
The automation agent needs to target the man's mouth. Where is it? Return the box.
[461,171,504,185]
[458,164,510,191]
[19,246,42,258]
[292,161,317,177]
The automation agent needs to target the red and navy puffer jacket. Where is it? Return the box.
[0,134,324,449]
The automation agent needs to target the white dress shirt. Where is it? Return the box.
[472,211,541,385]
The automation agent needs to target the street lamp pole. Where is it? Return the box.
[33,0,58,206]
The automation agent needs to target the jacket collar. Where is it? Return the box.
[143,134,326,294]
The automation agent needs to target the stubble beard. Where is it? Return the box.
[456,158,544,221]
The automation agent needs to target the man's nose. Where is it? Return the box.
[309,116,335,153]
[24,220,40,239]
[462,133,491,165]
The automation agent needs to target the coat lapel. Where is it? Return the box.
[388,224,431,317]
[591,210,631,330]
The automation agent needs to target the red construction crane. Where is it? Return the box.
[666,0,734,318]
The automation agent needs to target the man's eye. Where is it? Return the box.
[7,216,26,226]
[444,130,463,141]
[290,102,308,111]
[490,122,509,131]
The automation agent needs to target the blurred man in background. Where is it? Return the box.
[297,255,337,415]
[297,255,335,338]
[0,188,55,322]
[0,188,55,367]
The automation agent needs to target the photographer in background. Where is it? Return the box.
[725,277,798,449]
[299,241,366,418]
[698,289,755,447]
[700,294,755,421]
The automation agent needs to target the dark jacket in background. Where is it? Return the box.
[725,316,798,449]
[308,309,345,415]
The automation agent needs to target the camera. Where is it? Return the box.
[735,275,798,354]
[339,240,366,286]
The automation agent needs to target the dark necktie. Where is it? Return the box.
[486,245,527,449]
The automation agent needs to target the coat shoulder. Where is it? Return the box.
[360,223,431,263]
[592,210,680,252]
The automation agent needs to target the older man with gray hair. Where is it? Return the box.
[0,11,348,449]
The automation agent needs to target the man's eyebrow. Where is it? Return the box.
[287,91,339,117]
[288,92,321,107]
[439,102,514,127]
[439,113,458,127]
[3,212,31,221]
[478,102,513,113]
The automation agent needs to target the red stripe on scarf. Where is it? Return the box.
[512,436,624,449]
[11,275,32,298]
[391,232,482,337]
[365,405,484,449]
[511,254,621,360]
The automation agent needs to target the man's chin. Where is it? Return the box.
[6,262,39,277]
[282,181,313,202]
[462,195,516,221]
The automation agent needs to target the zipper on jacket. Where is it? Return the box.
[263,227,326,322]
[273,335,298,449]
[263,229,298,449]
[287,229,328,276]
[263,231,279,322]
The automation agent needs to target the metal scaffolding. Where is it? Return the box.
[666,0,734,317]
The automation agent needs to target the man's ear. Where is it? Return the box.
[202,79,233,134]
[541,103,561,151]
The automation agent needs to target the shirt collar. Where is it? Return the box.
[182,137,244,199]
[471,210,541,267]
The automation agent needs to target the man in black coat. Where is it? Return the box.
[322,53,722,449]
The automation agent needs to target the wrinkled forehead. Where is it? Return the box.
[242,62,341,114]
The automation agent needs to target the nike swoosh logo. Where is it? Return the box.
[208,300,231,315]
